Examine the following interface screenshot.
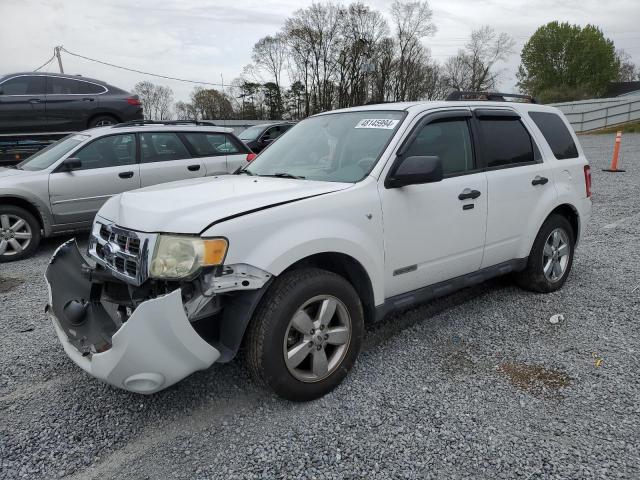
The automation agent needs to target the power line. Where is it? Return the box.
[33,52,56,72]
[59,47,226,87]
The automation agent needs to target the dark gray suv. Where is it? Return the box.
[0,73,143,134]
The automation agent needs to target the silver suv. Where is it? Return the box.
[0,121,254,261]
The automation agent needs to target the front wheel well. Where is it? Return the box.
[282,252,376,324]
[547,204,580,241]
[0,197,44,232]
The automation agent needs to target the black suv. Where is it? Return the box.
[238,122,294,153]
[0,73,143,134]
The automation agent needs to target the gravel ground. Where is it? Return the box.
[1,133,639,480]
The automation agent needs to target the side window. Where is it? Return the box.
[182,133,240,156]
[76,81,106,95]
[0,76,46,95]
[140,132,191,163]
[47,77,85,94]
[403,118,474,176]
[263,126,279,140]
[74,134,136,170]
[529,112,578,160]
[478,118,535,168]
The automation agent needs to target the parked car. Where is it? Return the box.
[45,94,591,400]
[238,122,294,153]
[0,73,143,134]
[0,121,254,261]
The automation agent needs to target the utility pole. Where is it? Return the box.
[54,46,64,74]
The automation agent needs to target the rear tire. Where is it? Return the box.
[246,268,364,402]
[88,115,118,128]
[0,205,41,262]
[515,214,575,293]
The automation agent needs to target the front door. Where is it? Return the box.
[0,75,47,133]
[380,111,488,298]
[49,133,140,226]
[138,131,205,187]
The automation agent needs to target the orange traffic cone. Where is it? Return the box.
[603,131,625,172]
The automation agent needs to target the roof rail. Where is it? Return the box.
[446,91,537,104]
[112,119,218,128]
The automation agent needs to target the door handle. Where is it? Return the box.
[28,98,42,104]
[458,188,481,200]
[118,171,134,179]
[187,164,201,171]
[531,176,549,186]
[82,97,95,102]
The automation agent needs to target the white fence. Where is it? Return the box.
[551,96,640,133]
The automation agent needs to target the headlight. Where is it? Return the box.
[149,235,227,280]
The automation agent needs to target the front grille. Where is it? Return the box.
[88,219,156,286]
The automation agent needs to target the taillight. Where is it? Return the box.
[126,97,142,106]
[584,165,592,198]
[246,153,257,162]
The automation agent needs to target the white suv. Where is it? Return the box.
[45,96,592,400]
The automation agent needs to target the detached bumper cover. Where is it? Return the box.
[45,240,220,394]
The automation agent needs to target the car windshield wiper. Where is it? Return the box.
[234,169,254,176]
[264,172,306,179]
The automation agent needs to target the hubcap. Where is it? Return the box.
[0,214,32,257]
[283,295,351,383]
[542,228,570,282]
[95,119,114,126]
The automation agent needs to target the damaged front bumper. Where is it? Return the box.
[45,240,221,394]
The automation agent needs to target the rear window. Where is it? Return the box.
[478,118,535,168]
[529,112,579,160]
[182,132,240,156]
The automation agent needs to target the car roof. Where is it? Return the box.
[320,100,562,115]
[2,72,111,86]
[81,124,235,138]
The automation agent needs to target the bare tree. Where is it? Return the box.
[390,0,436,101]
[133,81,174,120]
[616,49,639,82]
[444,26,515,92]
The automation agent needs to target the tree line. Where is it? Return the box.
[134,1,639,121]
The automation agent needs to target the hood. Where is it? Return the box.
[0,166,31,179]
[99,175,352,234]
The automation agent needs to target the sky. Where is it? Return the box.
[1,0,639,103]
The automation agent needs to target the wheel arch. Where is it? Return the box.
[281,252,376,324]
[547,203,580,244]
[0,195,50,235]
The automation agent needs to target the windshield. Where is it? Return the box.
[244,111,405,183]
[18,134,89,171]
[239,125,265,141]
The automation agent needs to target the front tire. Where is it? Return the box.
[246,268,364,401]
[0,206,41,262]
[515,214,575,293]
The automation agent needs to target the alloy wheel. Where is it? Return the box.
[0,214,33,257]
[542,228,570,282]
[283,295,352,383]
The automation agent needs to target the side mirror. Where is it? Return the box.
[61,157,82,171]
[385,155,443,188]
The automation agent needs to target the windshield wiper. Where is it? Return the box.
[264,172,306,179]
[234,169,254,176]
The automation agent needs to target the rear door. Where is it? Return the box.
[45,76,104,131]
[181,131,248,174]
[473,109,556,268]
[138,131,205,187]
[0,75,47,133]
[49,133,140,225]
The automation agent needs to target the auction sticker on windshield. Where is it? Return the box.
[355,119,400,129]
